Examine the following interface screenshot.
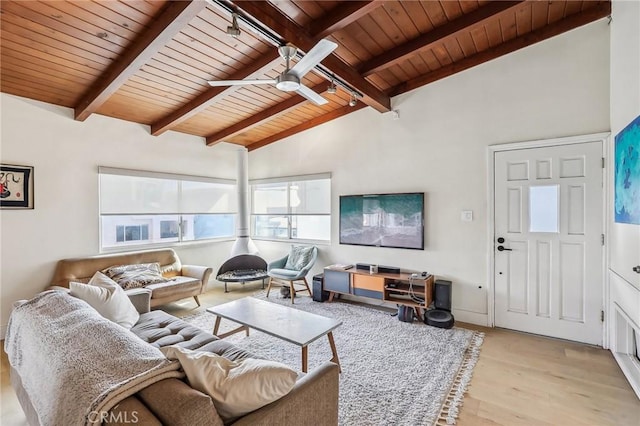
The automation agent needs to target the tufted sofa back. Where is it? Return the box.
[50,248,182,287]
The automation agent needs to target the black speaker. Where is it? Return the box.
[434,279,452,312]
[355,263,371,271]
[312,274,329,302]
[378,265,400,274]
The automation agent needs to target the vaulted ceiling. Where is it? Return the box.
[0,0,610,151]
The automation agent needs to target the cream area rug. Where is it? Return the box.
[182,292,484,425]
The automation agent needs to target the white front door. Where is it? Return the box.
[494,142,604,345]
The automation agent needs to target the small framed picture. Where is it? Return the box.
[0,164,34,209]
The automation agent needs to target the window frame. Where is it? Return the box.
[115,224,149,243]
[98,167,237,252]
[249,173,331,244]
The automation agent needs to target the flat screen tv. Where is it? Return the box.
[339,193,424,250]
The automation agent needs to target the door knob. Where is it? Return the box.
[497,237,505,243]
[497,246,512,251]
[633,266,640,274]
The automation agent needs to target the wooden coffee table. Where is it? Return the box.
[206,297,342,373]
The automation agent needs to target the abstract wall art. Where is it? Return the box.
[615,115,640,224]
[0,164,34,209]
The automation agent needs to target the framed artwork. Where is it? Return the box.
[0,164,34,209]
[615,115,640,224]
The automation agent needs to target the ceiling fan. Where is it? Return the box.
[207,39,338,105]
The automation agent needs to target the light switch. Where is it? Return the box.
[461,210,473,222]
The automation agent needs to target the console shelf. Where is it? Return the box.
[384,283,424,294]
[323,266,434,315]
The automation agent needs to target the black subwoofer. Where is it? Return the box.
[312,274,329,302]
[434,279,452,312]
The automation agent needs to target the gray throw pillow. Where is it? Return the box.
[284,245,314,271]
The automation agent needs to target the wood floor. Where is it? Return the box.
[2,282,639,425]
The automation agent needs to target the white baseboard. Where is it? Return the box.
[452,309,488,327]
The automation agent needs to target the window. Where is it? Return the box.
[116,224,149,242]
[160,220,179,239]
[250,174,331,242]
[99,167,236,250]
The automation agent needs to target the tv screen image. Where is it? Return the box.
[339,193,424,250]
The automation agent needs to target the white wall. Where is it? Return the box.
[0,94,237,335]
[608,0,640,397]
[249,20,610,325]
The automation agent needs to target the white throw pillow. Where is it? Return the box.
[70,272,140,329]
[161,345,297,420]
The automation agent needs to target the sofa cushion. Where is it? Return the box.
[161,345,298,421]
[131,310,256,362]
[132,310,218,349]
[103,262,168,290]
[145,276,201,299]
[69,272,140,329]
[284,245,314,270]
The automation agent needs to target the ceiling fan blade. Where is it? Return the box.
[289,39,338,78]
[296,84,328,105]
[207,79,276,87]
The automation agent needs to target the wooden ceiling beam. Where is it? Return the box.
[150,51,281,136]
[359,1,526,77]
[74,0,206,121]
[247,103,366,151]
[206,83,327,146]
[310,1,384,39]
[389,2,612,97]
[234,1,391,113]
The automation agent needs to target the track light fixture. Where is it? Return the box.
[226,13,241,38]
[327,77,337,94]
[349,92,358,107]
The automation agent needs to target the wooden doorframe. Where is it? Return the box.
[485,132,610,347]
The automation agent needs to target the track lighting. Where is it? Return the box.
[327,77,337,94]
[349,92,357,107]
[226,13,241,38]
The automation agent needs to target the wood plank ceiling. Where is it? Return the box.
[0,0,611,151]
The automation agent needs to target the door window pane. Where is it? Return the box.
[529,185,559,233]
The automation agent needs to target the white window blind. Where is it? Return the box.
[250,173,331,242]
[99,167,236,250]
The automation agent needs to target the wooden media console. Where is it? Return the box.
[323,265,434,317]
